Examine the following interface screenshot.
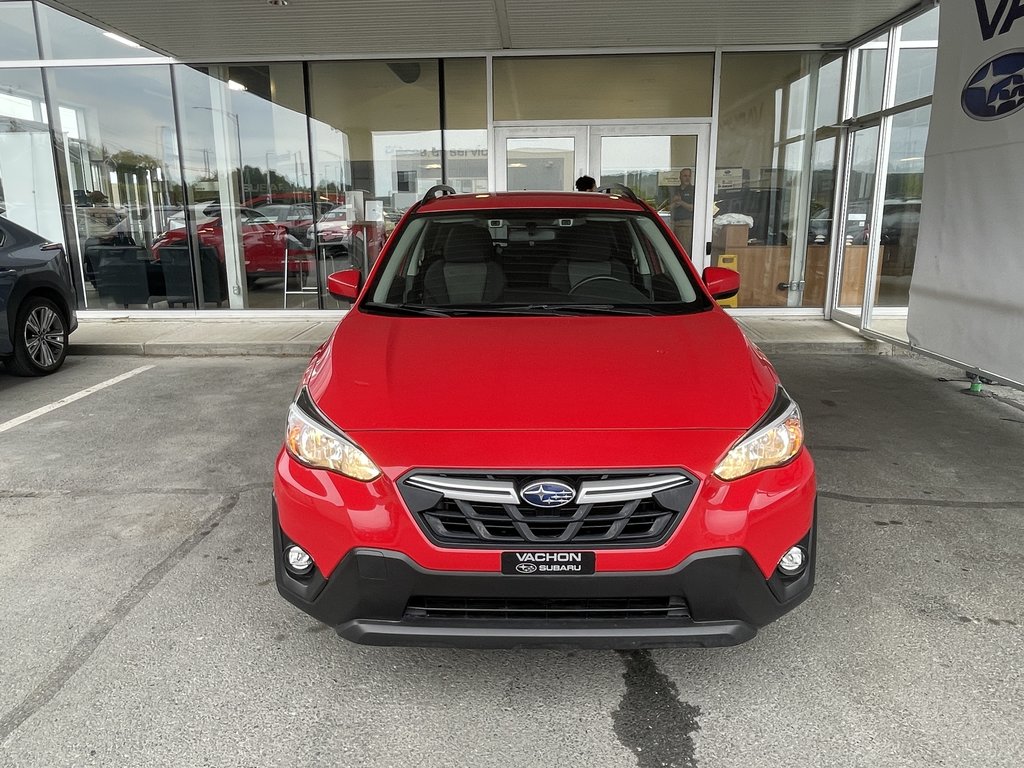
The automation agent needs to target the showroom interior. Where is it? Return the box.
[0,0,936,342]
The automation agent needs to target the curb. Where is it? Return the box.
[70,342,323,357]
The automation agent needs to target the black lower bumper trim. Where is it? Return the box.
[273,499,816,649]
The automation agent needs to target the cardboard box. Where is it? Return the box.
[713,223,750,249]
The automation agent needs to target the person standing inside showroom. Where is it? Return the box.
[575,175,597,192]
[670,168,695,255]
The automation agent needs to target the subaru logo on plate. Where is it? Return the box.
[962,50,1024,121]
[515,563,538,574]
[520,480,576,508]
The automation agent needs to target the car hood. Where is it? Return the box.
[307,309,779,432]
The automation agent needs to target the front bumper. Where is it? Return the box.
[273,501,816,649]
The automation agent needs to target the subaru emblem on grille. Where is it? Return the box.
[520,480,576,508]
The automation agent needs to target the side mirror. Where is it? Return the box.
[702,266,740,301]
[327,268,361,302]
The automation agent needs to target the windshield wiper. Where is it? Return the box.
[505,303,659,316]
[426,304,661,316]
[361,302,453,317]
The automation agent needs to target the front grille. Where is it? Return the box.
[398,471,698,549]
[404,596,691,622]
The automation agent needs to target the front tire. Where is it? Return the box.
[6,297,68,376]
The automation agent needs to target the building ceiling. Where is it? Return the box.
[45,0,926,61]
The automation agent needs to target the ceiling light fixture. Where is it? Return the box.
[102,31,142,49]
[267,0,289,5]
[227,80,248,92]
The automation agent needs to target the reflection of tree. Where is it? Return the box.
[240,164,301,194]
[108,149,162,177]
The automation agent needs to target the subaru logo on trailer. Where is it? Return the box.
[520,481,576,508]
[962,50,1024,121]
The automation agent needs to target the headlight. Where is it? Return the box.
[713,392,804,481]
[285,390,380,481]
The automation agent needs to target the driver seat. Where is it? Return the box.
[549,234,630,295]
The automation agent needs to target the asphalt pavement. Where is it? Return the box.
[0,352,1022,767]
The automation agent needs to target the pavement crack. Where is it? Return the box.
[819,491,1024,510]
[0,493,242,745]
[612,650,701,768]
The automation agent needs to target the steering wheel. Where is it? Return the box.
[569,275,625,294]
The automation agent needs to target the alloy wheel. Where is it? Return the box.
[24,305,65,369]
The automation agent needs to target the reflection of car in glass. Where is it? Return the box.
[306,207,351,248]
[808,203,867,245]
[272,186,816,648]
[808,199,921,246]
[256,203,332,240]
[153,204,311,284]
[306,207,389,274]
[75,206,125,241]
[1,216,77,376]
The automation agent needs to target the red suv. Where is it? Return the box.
[273,186,816,648]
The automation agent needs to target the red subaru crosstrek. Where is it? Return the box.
[273,186,815,648]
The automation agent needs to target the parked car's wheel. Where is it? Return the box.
[5,296,68,376]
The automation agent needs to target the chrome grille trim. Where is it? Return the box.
[576,474,691,504]
[405,475,519,505]
[399,470,700,548]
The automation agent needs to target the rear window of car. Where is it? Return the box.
[363,210,708,317]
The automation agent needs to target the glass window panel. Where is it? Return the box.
[894,48,937,105]
[814,54,843,130]
[715,52,822,307]
[36,3,159,59]
[506,137,575,191]
[837,125,879,311]
[175,63,314,310]
[0,68,63,256]
[47,65,183,310]
[599,135,697,255]
[493,54,713,121]
[900,7,939,41]
[786,75,810,140]
[854,36,888,116]
[309,60,440,308]
[802,136,839,308]
[0,1,40,60]
[443,58,487,194]
[873,106,929,315]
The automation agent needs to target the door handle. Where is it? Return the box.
[0,268,17,277]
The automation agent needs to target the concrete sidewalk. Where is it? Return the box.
[67,315,905,357]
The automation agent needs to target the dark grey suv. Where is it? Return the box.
[0,217,77,376]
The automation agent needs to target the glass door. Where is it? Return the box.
[494,126,588,191]
[589,124,710,266]
[864,106,930,341]
[833,123,881,326]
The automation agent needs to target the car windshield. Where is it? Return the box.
[257,205,290,220]
[363,210,708,316]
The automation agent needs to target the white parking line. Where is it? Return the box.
[0,364,156,435]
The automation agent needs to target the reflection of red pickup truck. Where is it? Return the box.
[152,204,312,284]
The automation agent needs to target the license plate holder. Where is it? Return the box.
[501,551,595,575]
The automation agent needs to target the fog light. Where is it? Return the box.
[285,545,314,576]
[777,546,806,576]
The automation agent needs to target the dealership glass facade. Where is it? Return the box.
[0,0,938,323]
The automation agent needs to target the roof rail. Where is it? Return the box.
[420,184,457,204]
[598,183,641,203]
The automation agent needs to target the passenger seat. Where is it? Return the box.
[422,224,504,304]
